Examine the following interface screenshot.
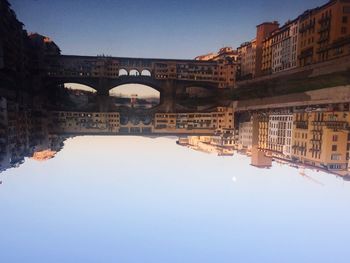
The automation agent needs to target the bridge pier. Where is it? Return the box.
[159,80,177,112]
[96,95,112,112]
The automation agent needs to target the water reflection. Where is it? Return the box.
[1,100,350,262]
[1,95,350,181]
[1,135,350,262]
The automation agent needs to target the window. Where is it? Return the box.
[329,164,341,169]
[332,145,337,151]
[341,27,347,34]
[331,154,341,161]
[332,135,338,142]
[343,16,348,23]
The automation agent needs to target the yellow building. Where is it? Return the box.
[182,135,234,156]
[154,107,233,134]
[257,114,269,150]
[292,111,350,175]
[261,37,273,75]
[50,111,120,134]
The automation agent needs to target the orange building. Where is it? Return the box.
[298,0,350,66]
[255,22,280,77]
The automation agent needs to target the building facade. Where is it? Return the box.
[154,107,234,134]
[271,19,299,73]
[50,111,120,134]
[298,0,350,66]
[236,0,350,81]
[237,40,257,80]
[238,118,253,150]
[267,113,293,158]
[292,111,350,174]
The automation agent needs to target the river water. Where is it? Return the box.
[0,136,349,263]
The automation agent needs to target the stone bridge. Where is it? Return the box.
[44,55,236,111]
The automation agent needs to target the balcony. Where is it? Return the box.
[325,121,349,130]
[292,145,306,150]
[331,36,350,49]
[311,121,324,125]
[309,148,321,152]
[310,138,321,142]
[295,121,308,129]
[318,15,331,24]
[298,48,314,59]
[299,22,315,33]
[317,35,330,44]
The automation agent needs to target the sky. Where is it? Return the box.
[0,136,350,263]
[10,0,327,59]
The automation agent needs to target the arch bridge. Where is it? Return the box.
[45,55,236,111]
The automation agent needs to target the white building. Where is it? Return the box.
[238,119,253,150]
[268,113,293,158]
[271,19,299,73]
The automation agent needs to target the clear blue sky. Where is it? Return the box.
[10,0,326,58]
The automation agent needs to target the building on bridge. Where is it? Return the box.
[50,111,120,134]
[45,54,237,91]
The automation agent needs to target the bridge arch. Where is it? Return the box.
[64,83,97,93]
[106,75,162,92]
[109,83,160,109]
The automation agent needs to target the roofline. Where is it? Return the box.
[48,54,220,64]
[256,21,279,28]
[299,0,339,18]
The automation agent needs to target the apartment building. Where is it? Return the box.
[292,111,350,175]
[238,118,253,150]
[255,22,280,77]
[238,0,350,79]
[154,107,233,134]
[261,37,274,75]
[267,113,293,158]
[257,114,269,150]
[271,19,299,73]
[298,0,350,66]
[237,40,257,79]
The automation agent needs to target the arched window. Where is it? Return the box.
[141,69,151,76]
[129,69,140,76]
[118,69,128,76]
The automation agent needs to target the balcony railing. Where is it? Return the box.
[295,123,308,129]
[325,121,349,130]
